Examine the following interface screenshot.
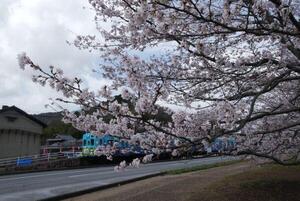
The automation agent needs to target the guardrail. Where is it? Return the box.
[0,152,79,168]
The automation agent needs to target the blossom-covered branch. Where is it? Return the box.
[20,0,300,164]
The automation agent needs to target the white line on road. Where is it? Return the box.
[0,168,113,182]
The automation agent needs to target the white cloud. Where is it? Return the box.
[0,0,105,114]
[0,0,178,114]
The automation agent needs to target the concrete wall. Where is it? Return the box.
[0,110,43,158]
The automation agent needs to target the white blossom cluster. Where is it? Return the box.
[20,0,300,165]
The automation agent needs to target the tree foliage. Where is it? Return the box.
[19,0,300,165]
[42,120,82,143]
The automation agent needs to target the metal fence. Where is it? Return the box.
[0,152,76,168]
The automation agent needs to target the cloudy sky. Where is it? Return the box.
[0,0,105,114]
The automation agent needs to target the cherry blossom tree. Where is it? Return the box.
[19,0,300,165]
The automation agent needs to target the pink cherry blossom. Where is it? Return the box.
[20,0,300,165]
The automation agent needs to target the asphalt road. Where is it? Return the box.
[0,156,234,201]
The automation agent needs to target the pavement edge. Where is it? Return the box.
[37,172,166,201]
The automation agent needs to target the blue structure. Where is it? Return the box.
[82,133,140,156]
[209,137,236,153]
[82,133,119,155]
[82,133,120,148]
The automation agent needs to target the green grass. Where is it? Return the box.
[166,159,243,175]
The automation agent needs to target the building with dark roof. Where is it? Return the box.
[0,105,46,158]
[42,134,82,153]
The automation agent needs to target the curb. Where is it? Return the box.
[37,172,166,201]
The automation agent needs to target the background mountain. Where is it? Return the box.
[33,112,63,125]
[33,112,82,143]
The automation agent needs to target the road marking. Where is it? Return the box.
[0,168,113,181]
[69,171,115,178]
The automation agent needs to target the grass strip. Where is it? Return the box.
[166,159,243,175]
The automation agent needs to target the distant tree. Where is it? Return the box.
[19,0,300,165]
[42,120,82,144]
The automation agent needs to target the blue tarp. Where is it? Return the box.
[16,158,32,166]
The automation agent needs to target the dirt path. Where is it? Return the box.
[64,161,253,201]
